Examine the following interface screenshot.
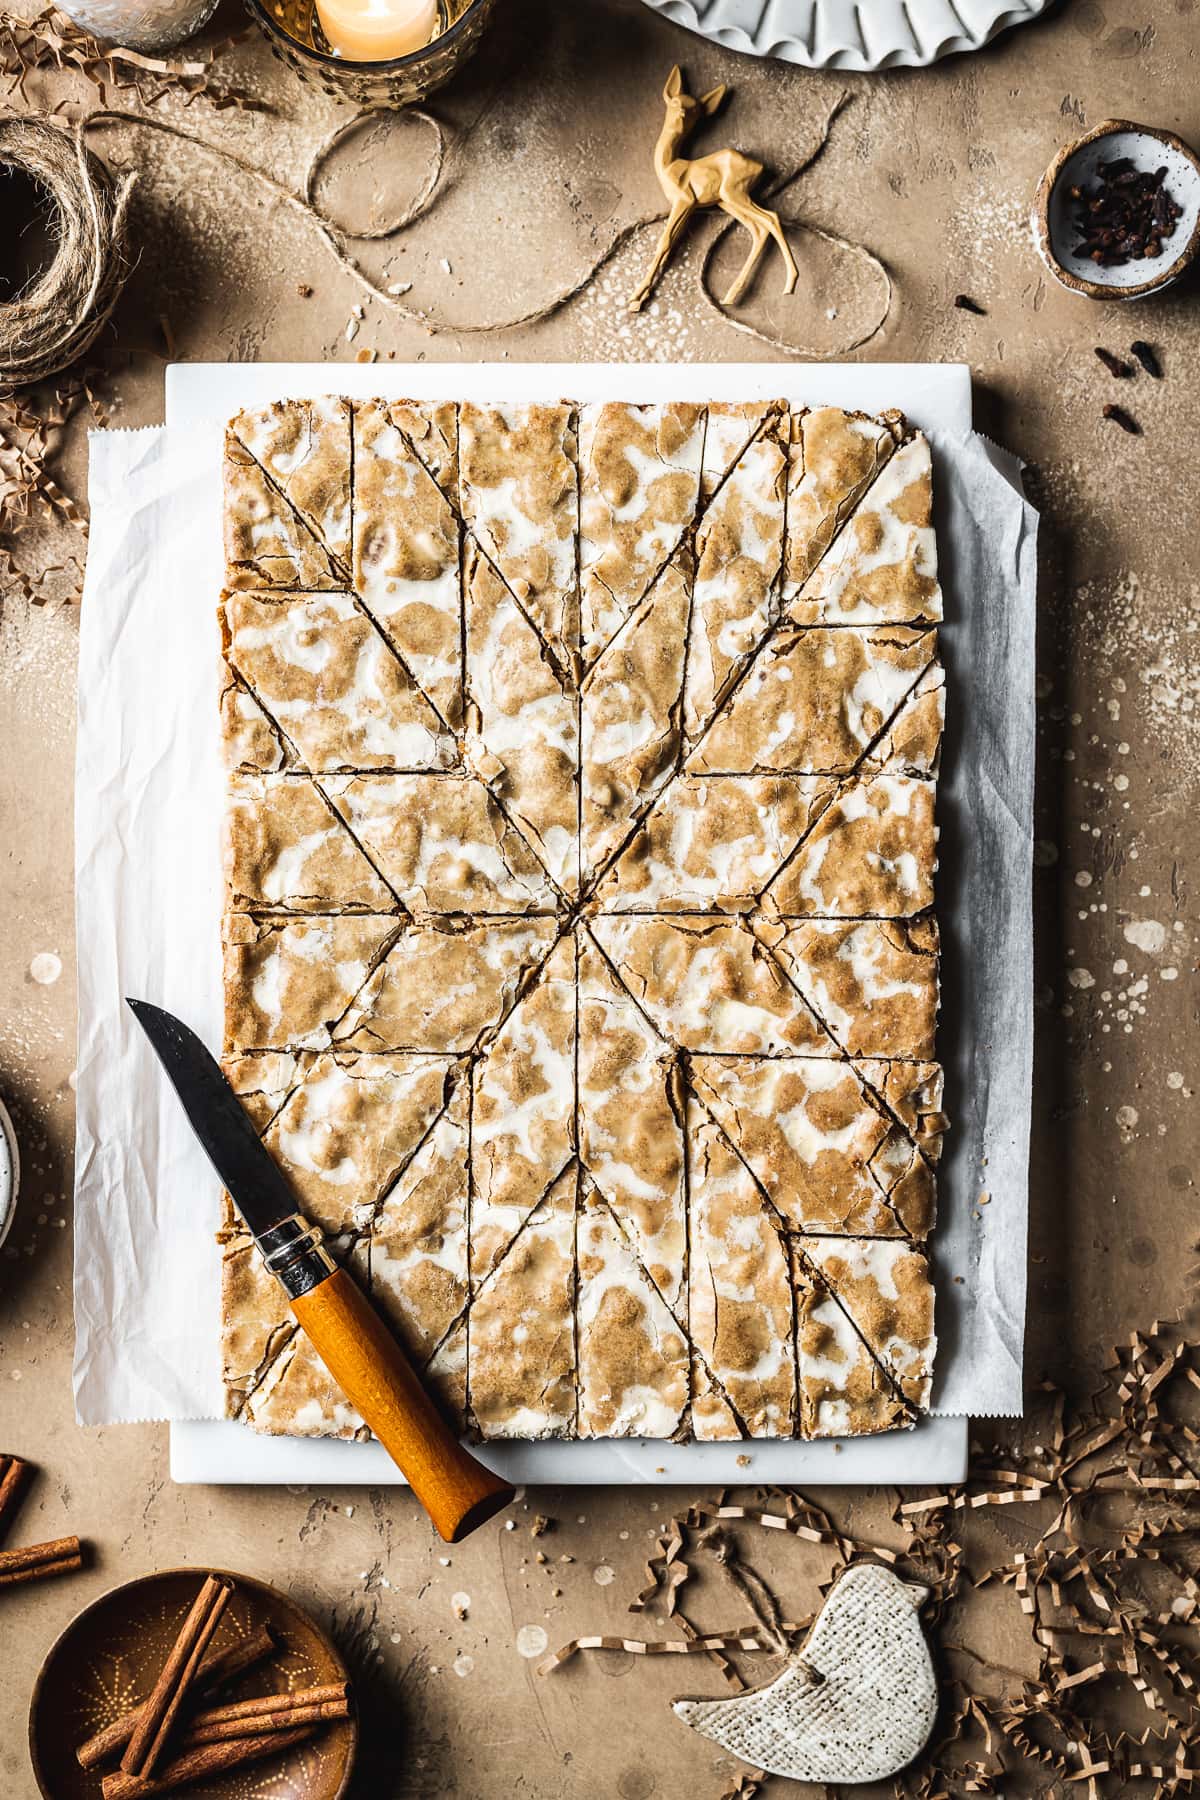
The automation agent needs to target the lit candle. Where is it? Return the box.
[315,0,437,59]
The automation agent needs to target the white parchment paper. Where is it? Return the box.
[73,363,1037,1445]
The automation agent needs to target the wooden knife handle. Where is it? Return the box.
[291,1269,514,1543]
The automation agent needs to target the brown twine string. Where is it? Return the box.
[0,114,135,390]
[83,85,890,353]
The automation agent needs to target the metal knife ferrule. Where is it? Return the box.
[257,1212,337,1300]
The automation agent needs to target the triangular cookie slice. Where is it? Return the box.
[684,426,787,741]
[592,916,829,1056]
[596,775,835,913]
[789,435,942,627]
[577,1183,689,1440]
[221,591,455,773]
[688,625,938,776]
[689,1056,932,1237]
[459,402,578,663]
[351,400,463,727]
[577,931,684,1306]
[239,1322,369,1439]
[221,672,292,773]
[333,917,558,1056]
[229,398,352,571]
[793,1245,913,1437]
[803,1237,935,1410]
[224,773,395,913]
[700,399,784,505]
[223,912,400,1053]
[579,400,705,661]
[764,773,936,918]
[322,774,557,913]
[760,917,940,1059]
[861,660,945,777]
[223,441,342,591]
[781,406,900,599]
[468,1166,577,1440]
[470,933,576,1283]
[221,1051,306,1134]
[581,547,690,882]
[367,1072,469,1368]
[263,1050,454,1234]
[465,544,579,894]
[688,1102,796,1438]
[220,1230,297,1419]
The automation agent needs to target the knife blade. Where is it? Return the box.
[127,998,514,1541]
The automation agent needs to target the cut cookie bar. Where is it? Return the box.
[221,673,291,773]
[366,1073,469,1371]
[781,406,900,597]
[689,1056,941,1237]
[465,545,578,893]
[468,1166,577,1440]
[581,547,690,881]
[688,625,938,777]
[700,399,784,505]
[224,441,341,592]
[685,426,787,740]
[222,1051,306,1134]
[591,916,829,1056]
[470,933,576,1284]
[794,1246,913,1437]
[321,774,558,913]
[788,435,942,627]
[761,916,940,1059]
[579,400,704,661]
[261,1050,454,1234]
[688,1102,796,1439]
[221,591,454,773]
[229,399,352,571]
[223,913,399,1053]
[765,774,936,918]
[459,402,578,663]
[351,400,462,727]
[802,1237,935,1410]
[577,931,684,1305]
[596,775,835,913]
[224,773,394,913]
[576,1183,689,1440]
[332,916,558,1055]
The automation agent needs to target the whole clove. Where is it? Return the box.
[954,294,986,314]
[1130,340,1162,378]
[1071,159,1183,268]
[1103,403,1141,436]
[1094,346,1132,378]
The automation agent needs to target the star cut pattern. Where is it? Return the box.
[218,395,948,1444]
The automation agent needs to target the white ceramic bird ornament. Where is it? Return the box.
[672,1563,937,1785]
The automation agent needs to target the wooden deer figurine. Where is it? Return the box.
[630,65,800,313]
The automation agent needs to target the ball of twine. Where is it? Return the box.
[0,115,137,391]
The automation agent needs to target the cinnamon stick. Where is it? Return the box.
[184,1682,350,1746]
[0,1534,83,1587]
[120,1573,233,1778]
[0,1454,31,1545]
[101,1724,315,1800]
[76,1622,279,1770]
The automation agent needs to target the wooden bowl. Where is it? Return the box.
[1031,118,1200,300]
[28,1567,357,1800]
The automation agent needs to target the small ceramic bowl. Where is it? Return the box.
[29,1567,357,1800]
[0,1095,18,1253]
[1032,118,1200,300]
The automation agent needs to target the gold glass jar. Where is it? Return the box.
[243,0,499,109]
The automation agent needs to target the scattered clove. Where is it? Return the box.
[1130,339,1162,378]
[1094,346,1132,378]
[1071,159,1182,267]
[954,294,986,314]
[1103,403,1141,436]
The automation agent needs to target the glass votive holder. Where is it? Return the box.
[244,0,498,109]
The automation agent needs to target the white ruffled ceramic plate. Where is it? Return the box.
[640,0,1054,70]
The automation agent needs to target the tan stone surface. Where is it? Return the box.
[1,0,1197,1792]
